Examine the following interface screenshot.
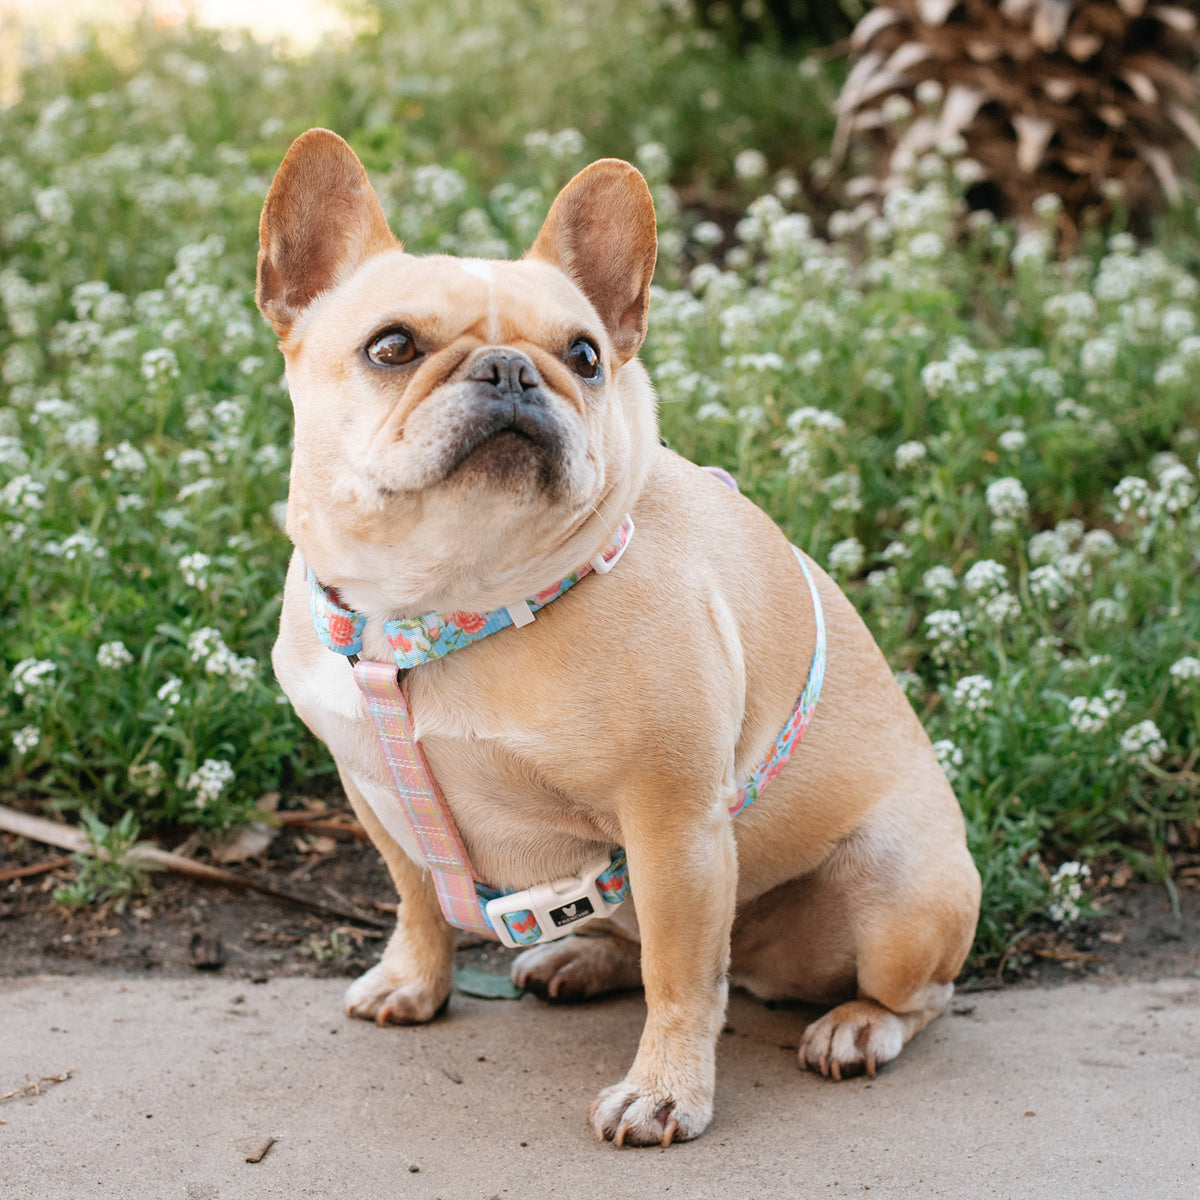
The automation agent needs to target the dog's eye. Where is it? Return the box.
[366,328,418,366]
[566,337,601,381]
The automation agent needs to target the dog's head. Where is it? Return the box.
[256,129,659,617]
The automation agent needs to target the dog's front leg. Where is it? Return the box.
[590,802,736,1147]
[339,769,456,1025]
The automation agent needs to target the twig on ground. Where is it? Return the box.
[1,1070,73,1104]
[0,804,389,930]
[0,856,74,883]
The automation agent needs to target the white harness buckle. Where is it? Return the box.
[485,854,624,949]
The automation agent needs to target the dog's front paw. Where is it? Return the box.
[798,1000,905,1080]
[589,1079,712,1147]
[345,962,450,1026]
[511,934,642,1002]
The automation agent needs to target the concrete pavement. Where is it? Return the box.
[1,972,1197,1198]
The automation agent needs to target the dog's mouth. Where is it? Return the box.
[441,395,566,489]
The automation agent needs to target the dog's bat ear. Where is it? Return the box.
[527,160,657,364]
[256,129,396,340]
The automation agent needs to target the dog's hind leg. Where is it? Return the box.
[339,769,456,1026]
[511,928,643,1001]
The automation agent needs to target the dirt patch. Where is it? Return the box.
[2,818,1198,989]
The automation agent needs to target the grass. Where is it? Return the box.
[1,1,1197,970]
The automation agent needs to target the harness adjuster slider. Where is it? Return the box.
[588,515,634,575]
[485,854,625,949]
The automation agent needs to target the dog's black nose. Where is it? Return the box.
[468,351,541,400]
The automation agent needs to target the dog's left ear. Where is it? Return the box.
[528,160,657,364]
[257,128,396,341]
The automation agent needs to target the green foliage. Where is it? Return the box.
[53,810,156,913]
[1,4,1197,966]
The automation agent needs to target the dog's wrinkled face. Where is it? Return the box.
[257,131,659,616]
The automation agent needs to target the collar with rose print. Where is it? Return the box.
[306,513,635,670]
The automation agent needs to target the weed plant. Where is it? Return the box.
[0,5,1196,967]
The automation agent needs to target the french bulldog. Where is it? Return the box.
[256,128,981,1147]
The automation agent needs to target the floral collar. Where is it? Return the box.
[306,514,635,671]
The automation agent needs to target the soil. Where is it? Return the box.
[2,810,1198,991]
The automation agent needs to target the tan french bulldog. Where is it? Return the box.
[256,129,981,1147]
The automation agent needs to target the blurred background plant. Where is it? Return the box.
[1,0,1197,970]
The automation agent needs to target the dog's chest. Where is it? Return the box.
[288,644,611,887]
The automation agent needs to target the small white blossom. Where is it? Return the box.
[963,559,1008,596]
[1067,689,1126,734]
[187,758,235,807]
[932,739,964,783]
[10,658,56,696]
[178,551,211,589]
[97,640,134,669]
[925,609,970,661]
[985,477,1029,522]
[104,441,148,475]
[998,429,1027,453]
[1048,861,1090,925]
[922,566,957,599]
[1118,720,1167,766]
[1029,565,1069,609]
[920,360,958,397]
[1168,656,1200,682]
[12,725,40,754]
[1080,529,1118,560]
[734,149,768,181]
[156,677,183,709]
[952,674,993,714]
[895,440,928,470]
[982,590,1021,625]
[1087,598,1125,627]
[827,537,865,575]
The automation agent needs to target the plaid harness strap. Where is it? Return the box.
[306,493,826,949]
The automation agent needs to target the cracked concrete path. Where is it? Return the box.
[1,974,1197,1198]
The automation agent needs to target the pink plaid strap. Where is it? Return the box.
[353,659,498,938]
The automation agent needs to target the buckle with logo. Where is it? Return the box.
[485,855,624,949]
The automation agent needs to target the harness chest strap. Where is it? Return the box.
[307,510,826,949]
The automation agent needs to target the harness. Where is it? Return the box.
[306,482,826,949]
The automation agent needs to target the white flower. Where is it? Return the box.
[1067,689,1126,734]
[178,551,211,589]
[982,590,1021,625]
[920,360,958,397]
[985,477,1029,522]
[932,739,964,783]
[104,441,148,475]
[1029,565,1069,609]
[97,640,134,669]
[2,474,46,511]
[187,758,235,806]
[922,566,957,599]
[925,609,969,661]
[12,725,39,754]
[915,79,944,107]
[963,559,1008,596]
[156,677,183,709]
[786,407,845,434]
[10,658,56,696]
[828,537,865,575]
[734,149,768,181]
[1048,861,1090,925]
[140,347,180,382]
[1114,475,1150,519]
[952,674,993,714]
[894,669,922,696]
[1168,656,1200,682]
[998,429,1027,453]
[895,440,927,470]
[1080,337,1118,378]
[187,626,226,662]
[1119,720,1167,766]
[1087,598,1125,627]
[1080,529,1118,560]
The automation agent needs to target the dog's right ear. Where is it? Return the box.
[256,129,396,340]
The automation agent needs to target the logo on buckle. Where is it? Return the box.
[549,896,595,928]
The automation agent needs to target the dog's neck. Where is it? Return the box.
[305,514,635,671]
